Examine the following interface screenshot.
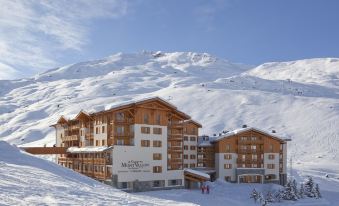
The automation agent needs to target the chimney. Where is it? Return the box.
[272,130,276,133]
[242,124,247,128]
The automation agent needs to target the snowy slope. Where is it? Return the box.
[0,141,194,206]
[247,58,339,88]
[0,51,338,168]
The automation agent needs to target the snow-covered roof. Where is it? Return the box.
[211,127,286,143]
[198,141,213,147]
[67,146,113,153]
[94,96,179,114]
[184,168,210,179]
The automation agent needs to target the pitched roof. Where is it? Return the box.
[211,127,287,143]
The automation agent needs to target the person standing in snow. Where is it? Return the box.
[201,184,205,194]
[206,185,210,194]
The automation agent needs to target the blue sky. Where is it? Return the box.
[0,0,339,79]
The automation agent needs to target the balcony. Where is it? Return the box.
[85,133,94,139]
[237,149,263,154]
[236,158,263,164]
[61,135,79,141]
[110,119,134,125]
[110,132,134,138]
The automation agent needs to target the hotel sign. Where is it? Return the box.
[118,160,151,173]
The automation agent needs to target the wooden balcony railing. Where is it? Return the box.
[110,119,134,125]
[61,135,79,141]
[236,158,264,164]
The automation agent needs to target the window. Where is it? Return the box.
[183,155,188,159]
[168,179,182,186]
[190,155,196,159]
[268,154,275,159]
[80,130,83,136]
[102,140,105,146]
[116,126,124,135]
[184,164,188,168]
[190,146,196,150]
[102,126,105,133]
[267,164,275,169]
[141,140,150,147]
[96,140,99,146]
[184,136,188,141]
[115,112,125,121]
[153,153,162,160]
[190,163,195,168]
[251,136,257,141]
[153,140,162,147]
[251,145,256,150]
[252,164,258,168]
[153,180,164,188]
[224,164,232,169]
[190,136,196,141]
[224,154,232,160]
[226,144,231,152]
[184,145,188,150]
[96,127,99,134]
[120,182,128,189]
[153,166,162,173]
[153,127,162,135]
[225,176,231,182]
[252,154,258,160]
[117,139,124,145]
[155,114,161,125]
[143,114,149,124]
[141,127,150,134]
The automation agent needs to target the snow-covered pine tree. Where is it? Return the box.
[282,180,298,201]
[299,183,305,198]
[274,189,284,202]
[314,184,322,199]
[258,193,268,206]
[266,191,275,203]
[250,188,260,203]
[304,176,315,197]
[292,179,300,199]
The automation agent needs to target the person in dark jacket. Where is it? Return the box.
[206,185,210,194]
[201,184,205,194]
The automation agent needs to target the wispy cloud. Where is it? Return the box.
[0,0,129,79]
[193,0,232,31]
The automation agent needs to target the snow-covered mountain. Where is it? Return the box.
[0,51,338,168]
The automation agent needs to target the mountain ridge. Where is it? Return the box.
[0,51,338,168]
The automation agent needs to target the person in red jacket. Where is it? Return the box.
[201,184,205,194]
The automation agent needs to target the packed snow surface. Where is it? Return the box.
[0,141,194,206]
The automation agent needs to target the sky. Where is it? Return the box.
[0,0,339,80]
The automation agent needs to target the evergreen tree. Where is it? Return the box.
[282,180,298,201]
[292,179,300,199]
[274,189,284,202]
[266,191,275,203]
[304,176,315,197]
[314,184,322,199]
[250,188,260,203]
[299,183,305,198]
[258,193,266,206]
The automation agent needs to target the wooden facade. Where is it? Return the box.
[52,97,201,181]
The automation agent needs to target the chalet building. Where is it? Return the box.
[197,127,288,185]
[52,97,208,192]
[51,97,289,191]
